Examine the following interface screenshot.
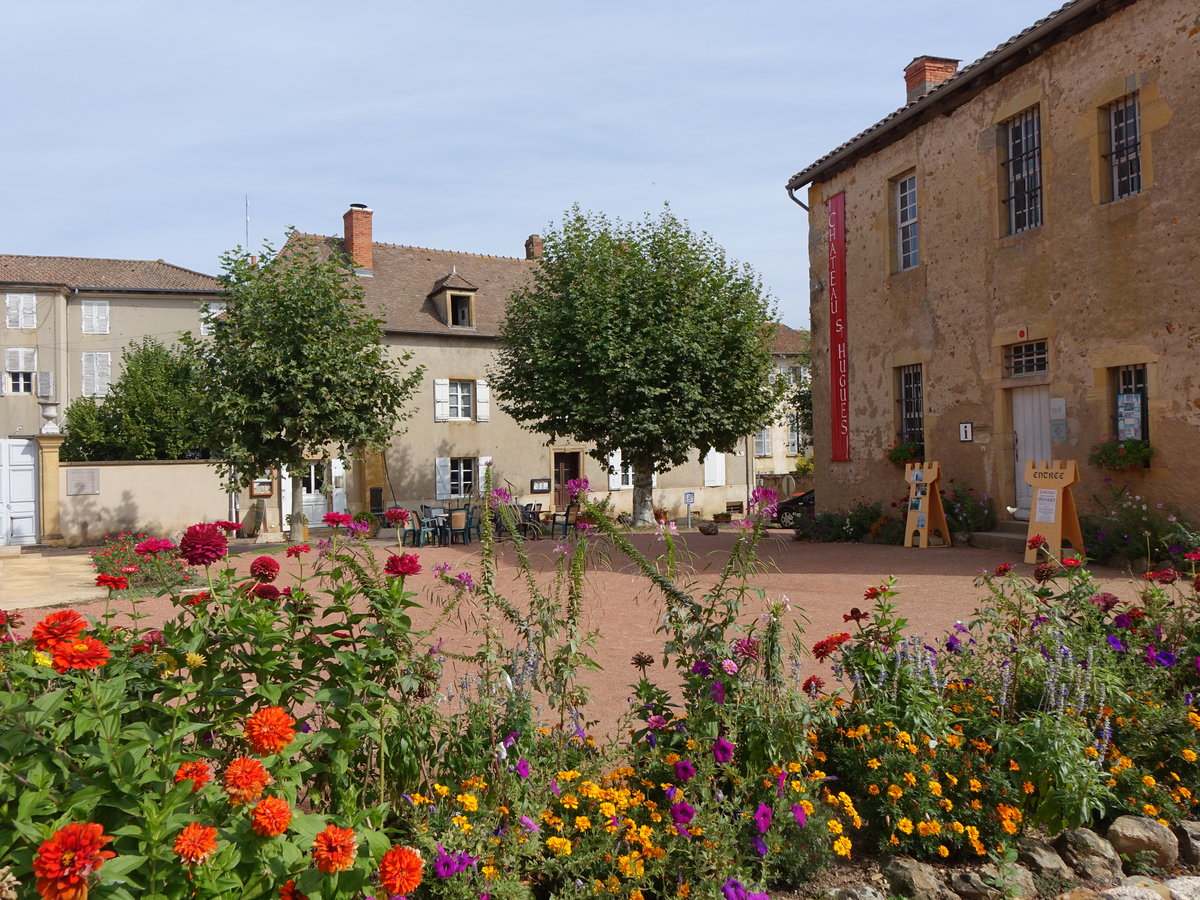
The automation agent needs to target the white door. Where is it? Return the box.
[1011,385,1051,521]
[280,462,332,532]
[1,439,38,545]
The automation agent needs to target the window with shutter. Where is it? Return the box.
[703,449,726,487]
[36,371,53,398]
[200,301,227,336]
[82,300,110,334]
[82,352,112,397]
[433,379,450,422]
[6,294,36,329]
[6,348,36,393]
[475,380,490,422]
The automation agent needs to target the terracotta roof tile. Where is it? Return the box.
[0,254,221,292]
[772,323,810,355]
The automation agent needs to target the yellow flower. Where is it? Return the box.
[868,784,880,795]
[630,892,645,900]
[928,781,942,797]
[664,753,681,765]
[1022,781,1034,794]
[828,820,843,835]
[897,818,914,835]
[788,762,802,773]
[434,783,450,797]
[833,836,852,858]
[546,836,572,857]
[887,785,903,801]
[968,779,982,792]
[482,865,497,880]
[574,815,591,832]
[1143,803,1159,816]
[452,814,473,833]
[561,793,579,810]
[1143,775,1157,788]
[457,793,478,812]
[184,651,206,668]
[867,758,881,769]
[937,844,949,858]
[599,802,616,818]
[32,651,52,667]
[1009,760,1020,771]
[903,772,917,787]
[939,798,954,812]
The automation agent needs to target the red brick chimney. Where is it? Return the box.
[904,56,959,104]
[524,234,544,260]
[343,203,373,270]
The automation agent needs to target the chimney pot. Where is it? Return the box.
[343,204,374,270]
[903,56,959,104]
[525,234,544,260]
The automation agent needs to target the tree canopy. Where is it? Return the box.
[181,232,424,524]
[490,206,780,525]
[61,337,204,462]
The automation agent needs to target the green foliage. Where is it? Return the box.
[1088,436,1152,471]
[886,441,923,464]
[491,205,781,525]
[793,452,814,476]
[89,531,195,594]
[941,482,997,534]
[61,337,204,462]
[1082,483,1192,565]
[180,232,424,495]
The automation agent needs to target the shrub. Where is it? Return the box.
[1082,483,1191,565]
[1088,436,1152,472]
[940,482,997,534]
[89,530,195,592]
[886,441,923,464]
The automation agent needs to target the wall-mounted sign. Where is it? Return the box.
[684,492,695,505]
[959,423,973,442]
[66,468,100,496]
[530,478,551,494]
[1117,393,1143,440]
[827,192,850,461]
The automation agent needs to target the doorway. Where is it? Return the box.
[0,439,37,545]
[553,451,582,510]
[1010,385,1051,521]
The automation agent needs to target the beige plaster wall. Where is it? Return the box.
[805,0,1200,519]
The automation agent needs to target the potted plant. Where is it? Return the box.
[1088,436,1152,471]
[286,512,309,541]
[886,441,923,465]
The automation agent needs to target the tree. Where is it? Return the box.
[181,232,424,529]
[490,206,781,526]
[61,337,204,462]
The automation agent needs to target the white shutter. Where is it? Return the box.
[96,352,111,396]
[7,348,35,372]
[475,379,490,422]
[6,349,22,372]
[81,353,96,397]
[82,300,110,334]
[608,450,623,490]
[7,294,36,329]
[433,378,450,422]
[35,371,53,398]
[477,456,492,495]
[434,457,451,500]
[5,295,19,329]
[703,449,726,487]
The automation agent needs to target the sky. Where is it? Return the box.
[3,0,1065,328]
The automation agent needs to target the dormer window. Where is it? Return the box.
[430,269,479,330]
[450,294,474,328]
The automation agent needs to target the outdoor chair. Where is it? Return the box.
[549,504,579,538]
[447,509,470,545]
[402,512,440,548]
[466,508,482,542]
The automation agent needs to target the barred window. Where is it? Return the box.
[1107,93,1141,200]
[1113,363,1148,441]
[1006,340,1048,377]
[895,174,919,271]
[897,364,924,448]
[1001,108,1043,234]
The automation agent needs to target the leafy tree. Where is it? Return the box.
[491,205,781,525]
[181,232,424,529]
[790,342,813,454]
[61,337,203,461]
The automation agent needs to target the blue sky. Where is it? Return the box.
[3,0,1063,328]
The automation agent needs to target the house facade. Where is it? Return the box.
[786,0,1199,522]
[751,323,810,496]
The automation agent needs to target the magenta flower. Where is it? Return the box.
[753,802,772,834]
[674,759,696,783]
[792,803,807,826]
[178,523,227,566]
[516,758,530,779]
[670,801,695,827]
[710,681,726,705]
[712,737,734,763]
[384,553,422,576]
[721,659,739,675]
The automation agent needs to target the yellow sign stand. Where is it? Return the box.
[1023,460,1086,563]
[904,461,952,548]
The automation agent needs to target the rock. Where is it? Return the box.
[883,857,958,900]
[1019,835,1075,881]
[947,870,1002,900]
[817,887,888,900]
[697,521,720,535]
[1108,816,1179,870]
[1055,828,1125,885]
[1172,823,1200,867]
[1119,876,1174,899]
[1162,876,1200,900]
[952,531,971,547]
[1097,886,1170,900]
[1054,890,1102,900]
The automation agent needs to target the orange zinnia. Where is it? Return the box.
[174,822,218,866]
[174,760,214,793]
[245,706,296,756]
[33,822,116,900]
[312,824,357,873]
[223,756,272,805]
[31,610,87,652]
[250,796,292,837]
[51,635,111,674]
[279,880,308,900]
[378,844,423,895]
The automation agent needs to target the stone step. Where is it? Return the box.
[969,528,1027,553]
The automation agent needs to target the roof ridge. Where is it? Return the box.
[300,231,529,263]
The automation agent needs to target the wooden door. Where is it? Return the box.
[1011,385,1051,521]
[553,452,581,510]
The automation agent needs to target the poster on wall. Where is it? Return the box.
[1117,393,1142,440]
[1034,488,1058,524]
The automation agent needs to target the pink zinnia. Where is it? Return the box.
[249,556,280,582]
[384,553,421,577]
[135,537,176,556]
[323,512,354,528]
[179,523,228,566]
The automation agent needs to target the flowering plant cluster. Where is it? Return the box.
[885,441,923,465]
[89,530,194,592]
[1088,436,1152,472]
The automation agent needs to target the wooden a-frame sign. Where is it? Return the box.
[903,461,952,548]
[1023,459,1086,563]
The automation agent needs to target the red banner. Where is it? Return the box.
[827,193,850,461]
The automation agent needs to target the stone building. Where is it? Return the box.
[785,0,1199,524]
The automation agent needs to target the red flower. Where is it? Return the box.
[1062,557,1082,567]
[279,880,308,900]
[384,553,421,577]
[31,610,86,652]
[245,707,296,756]
[134,537,176,556]
[179,523,228,566]
[223,756,272,805]
[812,633,851,662]
[95,573,128,591]
[863,585,883,601]
[323,512,354,528]
[184,591,210,607]
[33,822,116,900]
[286,543,311,558]
[843,607,868,623]
[118,565,140,574]
[174,760,214,793]
[384,508,410,526]
[251,796,293,837]
[312,824,357,873]
[252,583,281,602]
[174,822,218,866]
[249,555,281,582]
[993,563,1014,577]
[1027,534,1047,551]
[129,642,152,655]
[142,629,166,646]
[379,844,424,895]
[1033,562,1058,583]
[802,675,825,697]
[1154,569,1179,585]
[214,520,240,532]
[52,636,111,673]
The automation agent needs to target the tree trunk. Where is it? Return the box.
[291,472,306,536]
[631,453,656,527]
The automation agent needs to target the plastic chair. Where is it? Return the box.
[466,508,482,542]
[448,509,470,545]
[402,512,439,547]
[549,504,579,538]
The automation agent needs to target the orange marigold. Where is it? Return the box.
[245,706,296,756]
[251,796,293,837]
[31,610,87,652]
[312,824,357,873]
[174,822,218,866]
[223,756,272,805]
[279,880,308,900]
[51,635,111,674]
[33,822,116,900]
[378,844,424,895]
[174,760,214,793]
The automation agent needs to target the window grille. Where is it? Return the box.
[898,364,924,446]
[1107,93,1141,200]
[1006,340,1048,376]
[1001,108,1043,233]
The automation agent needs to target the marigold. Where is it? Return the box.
[33,822,115,900]
[546,836,572,856]
[833,835,852,857]
[174,822,218,866]
[31,610,87,652]
[279,880,308,900]
[223,756,272,805]
[251,796,292,837]
[174,760,213,793]
[51,636,111,674]
[312,824,357,873]
[379,844,423,894]
[245,706,296,756]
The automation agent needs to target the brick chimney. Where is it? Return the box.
[343,203,373,270]
[904,56,959,104]
[524,234,544,260]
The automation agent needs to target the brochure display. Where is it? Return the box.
[903,461,952,549]
[1022,459,1086,563]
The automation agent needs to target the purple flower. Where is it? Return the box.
[434,561,452,576]
[504,731,520,748]
[491,487,512,504]
[674,759,696,783]
[549,778,561,796]
[455,571,476,591]
[723,879,748,900]
[721,659,739,675]
[753,802,772,834]
[1157,649,1177,667]
[691,659,712,677]
[565,477,590,500]
[792,803,807,827]
[750,487,779,519]
[1145,644,1160,667]
[1114,613,1135,630]
[432,844,479,879]
[753,835,769,856]
[519,815,540,833]
[945,634,963,652]
[710,681,726,705]
[516,758,530,779]
[712,737,734,764]
[670,801,695,827]
[733,637,761,660]
[1107,634,1126,653]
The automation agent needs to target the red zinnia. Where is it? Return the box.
[174,760,214,793]
[250,796,293,837]
[33,822,116,900]
[95,573,129,591]
[802,675,825,696]
[174,822,218,866]
[252,583,281,601]
[279,880,308,900]
[179,523,228,566]
[384,507,410,526]
[812,632,851,662]
[31,610,87,652]
[249,555,281,582]
[993,563,1014,577]
[378,844,424,894]
[1062,557,1082,568]
[214,520,240,532]
[223,756,272,804]
[843,607,868,623]
[245,707,296,756]
[52,635,111,674]
[384,553,421,577]
[322,512,354,528]
[134,537,176,556]
[285,543,311,558]
[1027,534,1047,551]
[312,824,357,873]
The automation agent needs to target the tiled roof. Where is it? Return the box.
[786,0,1129,190]
[772,323,810,356]
[0,254,221,292]
[294,234,533,338]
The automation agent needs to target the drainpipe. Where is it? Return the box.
[787,187,809,211]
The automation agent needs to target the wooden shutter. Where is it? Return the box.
[434,457,451,500]
[82,353,95,397]
[6,348,35,372]
[703,449,726,487]
[433,379,450,422]
[475,379,490,421]
[96,352,111,396]
[36,371,53,398]
[608,450,623,490]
